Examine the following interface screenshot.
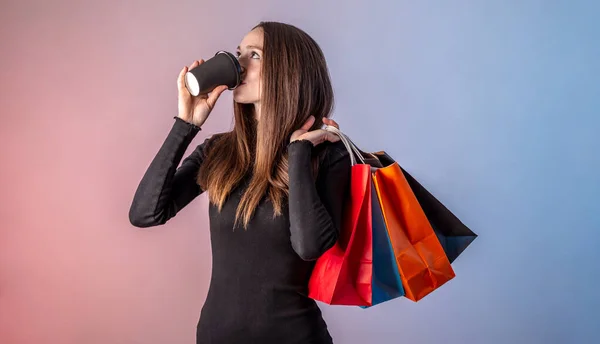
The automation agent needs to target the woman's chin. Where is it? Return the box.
[233,95,257,105]
[233,98,249,104]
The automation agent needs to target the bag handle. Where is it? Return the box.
[324,125,374,166]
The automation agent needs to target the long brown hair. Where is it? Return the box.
[197,21,334,229]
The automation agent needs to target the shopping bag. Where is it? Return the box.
[373,161,455,301]
[307,161,373,306]
[363,181,406,308]
[373,151,477,263]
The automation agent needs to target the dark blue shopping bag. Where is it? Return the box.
[361,182,405,308]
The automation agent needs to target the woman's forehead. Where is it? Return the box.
[238,28,264,49]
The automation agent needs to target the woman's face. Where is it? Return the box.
[233,28,263,106]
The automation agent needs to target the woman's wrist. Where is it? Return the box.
[174,116,202,131]
[289,138,315,146]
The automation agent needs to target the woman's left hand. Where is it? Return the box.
[290,116,341,146]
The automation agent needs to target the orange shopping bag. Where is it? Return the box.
[372,162,455,301]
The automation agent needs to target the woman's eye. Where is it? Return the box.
[235,51,260,59]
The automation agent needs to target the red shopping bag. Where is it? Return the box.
[308,163,373,306]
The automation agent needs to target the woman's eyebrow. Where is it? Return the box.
[237,45,263,51]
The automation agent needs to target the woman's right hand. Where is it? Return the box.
[177,60,229,127]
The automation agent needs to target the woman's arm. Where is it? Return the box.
[128,117,210,228]
[287,140,351,260]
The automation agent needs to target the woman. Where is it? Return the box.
[129,21,351,344]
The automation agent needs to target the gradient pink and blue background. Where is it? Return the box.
[1,1,598,343]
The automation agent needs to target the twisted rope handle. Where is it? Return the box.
[324,125,366,166]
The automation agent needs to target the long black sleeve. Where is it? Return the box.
[129,117,210,228]
[287,139,352,261]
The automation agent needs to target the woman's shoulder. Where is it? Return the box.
[190,132,229,160]
[198,132,228,149]
[316,140,351,167]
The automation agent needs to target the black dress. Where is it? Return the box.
[129,117,351,344]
